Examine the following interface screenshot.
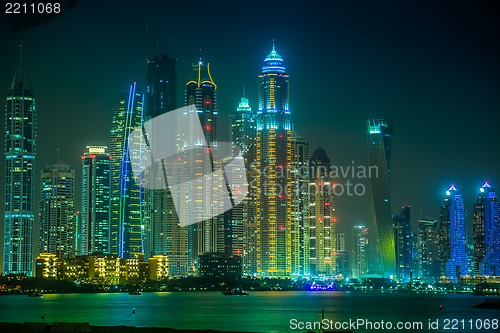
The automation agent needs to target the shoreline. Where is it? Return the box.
[0,322,253,333]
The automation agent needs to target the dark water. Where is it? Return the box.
[0,291,498,332]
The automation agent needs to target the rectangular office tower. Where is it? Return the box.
[308,147,335,276]
[228,96,256,273]
[367,118,396,278]
[417,217,439,282]
[142,54,179,264]
[3,49,37,276]
[255,44,293,276]
[475,182,500,276]
[39,159,76,259]
[440,185,468,282]
[393,206,412,282]
[81,146,111,255]
[109,83,144,258]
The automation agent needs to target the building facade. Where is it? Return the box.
[109,82,144,258]
[352,225,369,279]
[39,159,76,259]
[441,185,468,281]
[477,182,500,276]
[81,146,111,255]
[393,206,412,282]
[308,147,335,276]
[417,217,439,282]
[3,50,37,276]
[367,118,396,278]
[255,44,292,276]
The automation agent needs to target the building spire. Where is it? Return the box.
[243,86,246,98]
[272,39,275,52]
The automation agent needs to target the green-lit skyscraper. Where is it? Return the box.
[367,118,396,278]
[3,49,37,276]
[81,146,111,255]
[109,83,144,258]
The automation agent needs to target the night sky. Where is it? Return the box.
[1,0,499,249]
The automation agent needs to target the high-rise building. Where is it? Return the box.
[352,225,369,279]
[393,206,412,282]
[39,159,76,259]
[109,82,144,258]
[440,185,468,281]
[417,217,439,282]
[308,147,335,276]
[291,133,309,276]
[81,146,111,255]
[336,233,350,278]
[229,96,257,275]
[367,118,395,278]
[142,53,178,262]
[255,44,292,276]
[3,49,37,276]
[477,182,500,276]
[185,59,224,271]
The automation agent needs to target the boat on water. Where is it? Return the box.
[28,291,43,297]
[128,291,143,295]
[222,288,249,296]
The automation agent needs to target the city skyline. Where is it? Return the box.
[1,1,500,275]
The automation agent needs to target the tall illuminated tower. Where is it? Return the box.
[256,43,292,276]
[393,206,412,282]
[39,159,76,259]
[229,96,257,274]
[367,118,395,277]
[417,217,439,282]
[308,147,335,276]
[476,182,500,276]
[143,53,178,260]
[291,133,309,275]
[109,82,144,258]
[352,225,369,278]
[81,146,111,255]
[228,96,256,267]
[3,49,37,275]
[185,59,223,271]
[441,185,468,281]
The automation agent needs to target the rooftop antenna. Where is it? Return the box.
[56,148,60,161]
[243,86,246,98]
[272,38,275,51]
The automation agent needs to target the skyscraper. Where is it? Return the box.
[441,185,468,281]
[255,44,292,276]
[336,233,350,278]
[185,59,224,271]
[39,159,76,259]
[291,133,309,276]
[143,53,178,261]
[229,97,257,274]
[81,146,111,255]
[3,49,37,276]
[417,217,439,282]
[352,225,369,279]
[109,82,144,258]
[393,206,412,282]
[476,182,500,276]
[308,147,335,276]
[367,118,395,278]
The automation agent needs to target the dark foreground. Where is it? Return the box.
[0,322,249,333]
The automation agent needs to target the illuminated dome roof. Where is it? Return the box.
[264,47,283,62]
[262,41,286,74]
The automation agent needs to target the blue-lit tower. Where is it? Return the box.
[255,43,293,276]
[442,185,468,281]
[477,182,500,276]
[367,118,395,278]
[109,82,144,258]
[3,48,37,276]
